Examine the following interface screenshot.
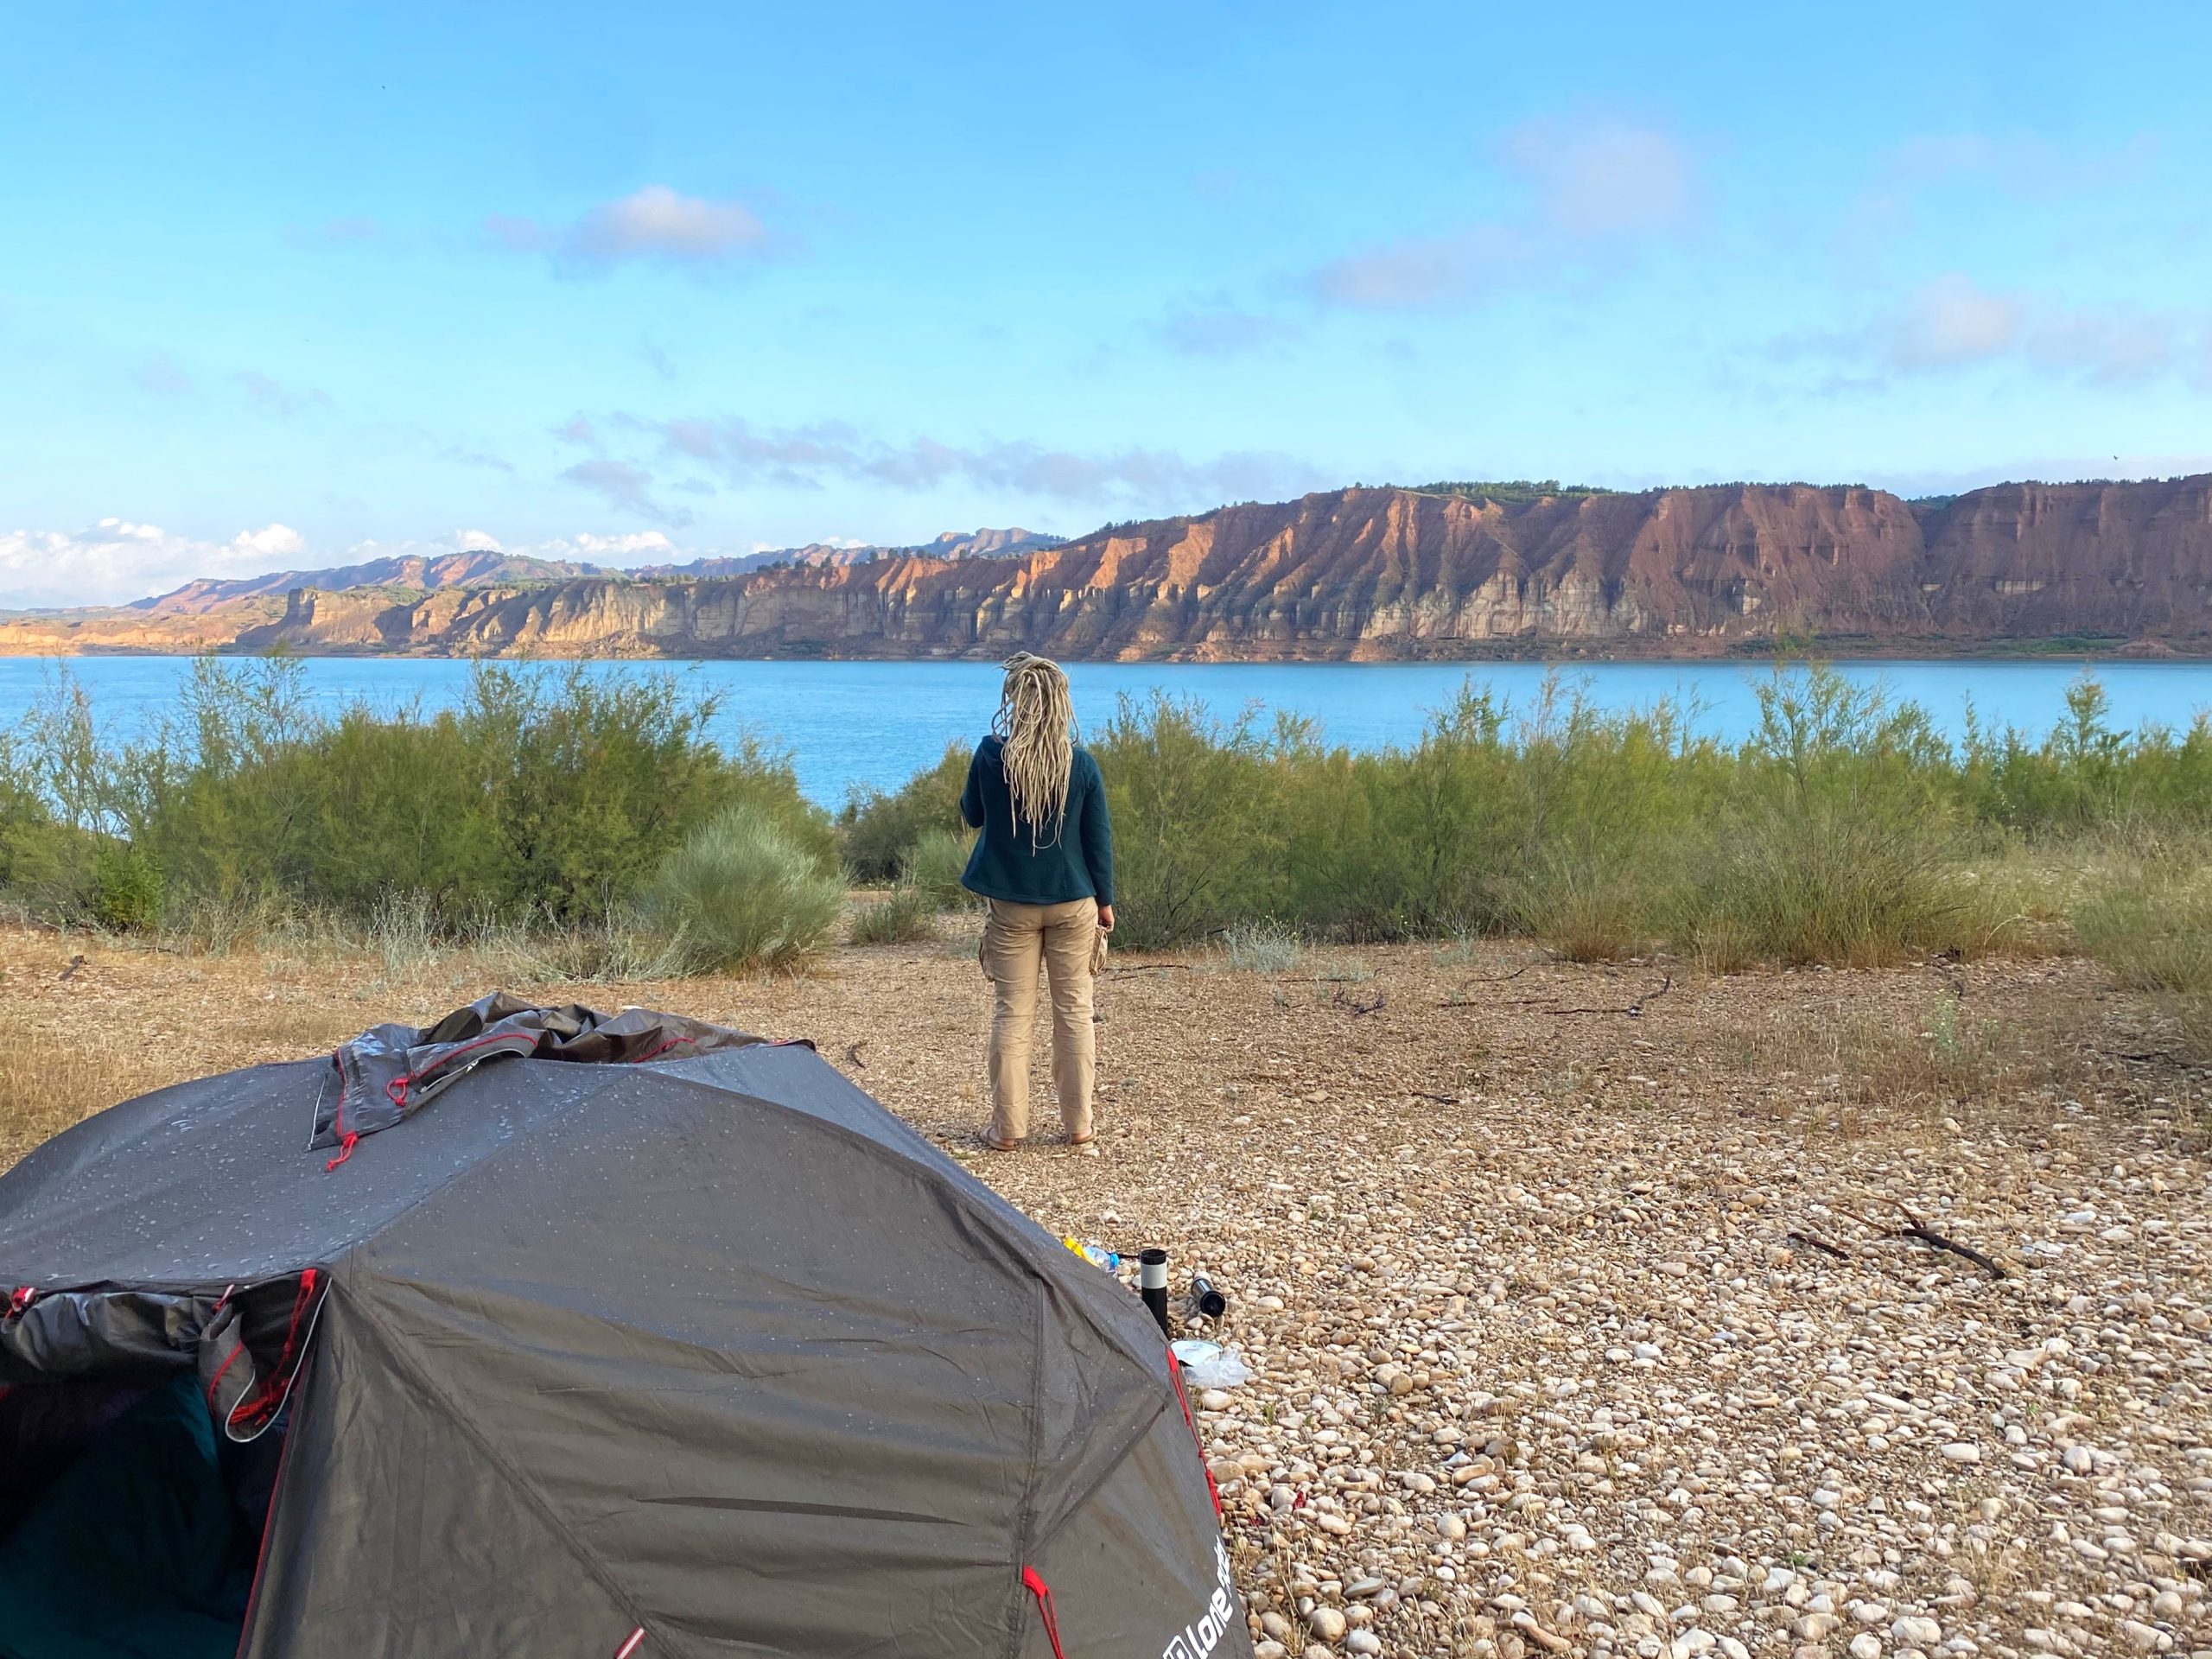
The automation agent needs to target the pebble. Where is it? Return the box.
[973,947,2212,1659]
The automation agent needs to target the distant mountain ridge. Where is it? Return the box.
[125,527,1062,615]
[139,549,606,614]
[633,526,1062,580]
[9,480,2209,659]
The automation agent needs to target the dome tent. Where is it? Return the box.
[0,995,1249,1659]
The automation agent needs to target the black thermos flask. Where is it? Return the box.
[1139,1248,1170,1334]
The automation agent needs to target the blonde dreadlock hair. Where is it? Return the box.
[993,652,1076,847]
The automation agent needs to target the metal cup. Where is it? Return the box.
[1190,1274,1227,1320]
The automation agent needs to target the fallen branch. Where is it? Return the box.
[1539,972,1673,1018]
[1841,1198,2008,1279]
[1785,1229,1853,1261]
[1106,962,1197,976]
[2115,1048,2203,1069]
[1439,957,1555,1007]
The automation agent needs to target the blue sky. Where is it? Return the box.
[4,0,2210,605]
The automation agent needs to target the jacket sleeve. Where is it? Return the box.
[958,744,985,830]
[1080,756,1114,907]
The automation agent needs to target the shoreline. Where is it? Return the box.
[0,640,2207,664]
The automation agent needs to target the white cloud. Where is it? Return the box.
[1854,275,2209,385]
[564,531,677,557]
[1313,224,1538,311]
[230,524,308,560]
[133,351,194,396]
[1150,300,1304,359]
[2030,306,2198,386]
[1883,275,2024,367]
[1839,130,2163,259]
[236,370,332,416]
[0,520,305,608]
[1505,116,1694,238]
[1313,115,1695,312]
[630,414,1324,510]
[558,458,691,524]
[489,185,778,275]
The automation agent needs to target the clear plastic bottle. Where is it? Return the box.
[1062,1236,1121,1273]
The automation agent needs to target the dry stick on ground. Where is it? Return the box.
[1537,972,1675,1019]
[2116,1048,2207,1070]
[1841,1198,2010,1280]
[1437,957,1551,1007]
[1785,1229,1854,1261]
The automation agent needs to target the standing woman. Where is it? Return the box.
[959,653,1115,1151]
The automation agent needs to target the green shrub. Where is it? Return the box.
[839,742,969,882]
[903,827,976,910]
[1498,844,1649,962]
[1677,804,1958,965]
[88,841,164,931]
[1095,696,1286,950]
[849,883,937,945]
[0,658,836,937]
[1666,668,1967,964]
[639,804,843,972]
[8,652,2207,976]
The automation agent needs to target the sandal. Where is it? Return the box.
[980,1132,1021,1152]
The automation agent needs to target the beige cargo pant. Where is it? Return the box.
[980,896,1099,1144]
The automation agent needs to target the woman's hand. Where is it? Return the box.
[1096,904,1115,933]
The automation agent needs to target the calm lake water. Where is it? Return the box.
[1,656,2206,804]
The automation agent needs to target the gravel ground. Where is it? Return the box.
[4,924,2210,1659]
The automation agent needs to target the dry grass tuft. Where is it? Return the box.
[0,1027,163,1167]
[1731,982,2103,1135]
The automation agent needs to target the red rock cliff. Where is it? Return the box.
[5,476,2208,658]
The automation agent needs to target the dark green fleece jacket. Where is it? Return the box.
[957,735,1115,907]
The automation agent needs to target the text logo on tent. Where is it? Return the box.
[1162,1541,1238,1659]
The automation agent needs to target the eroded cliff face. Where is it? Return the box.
[5,477,2209,658]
